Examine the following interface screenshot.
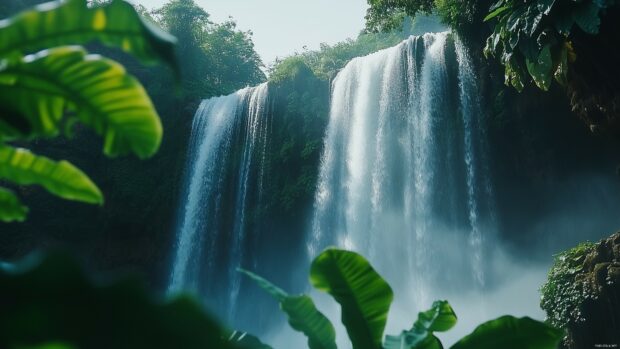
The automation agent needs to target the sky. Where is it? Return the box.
[132,0,369,66]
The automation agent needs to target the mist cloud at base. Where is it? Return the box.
[261,241,550,348]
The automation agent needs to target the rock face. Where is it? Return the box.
[541,232,620,349]
[575,232,620,349]
[568,5,620,137]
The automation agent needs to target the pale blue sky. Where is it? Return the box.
[132,0,368,66]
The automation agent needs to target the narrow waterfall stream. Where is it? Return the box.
[169,83,270,319]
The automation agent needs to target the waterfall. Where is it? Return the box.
[309,32,495,311]
[168,83,270,319]
[168,31,497,339]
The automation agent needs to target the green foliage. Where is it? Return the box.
[365,0,435,33]
[271,16,443,81]
[540,241,596,330]
[241,248,562,349]
[311,249,394,349]
[0,46,163,157]
[150,0,264,99]
[239,269,337,349]
[0,249,563,349]
[0,0,175,222]
[255,60,328,219]
[384,300,456,349]
[270,57,312,84]
[451,316,564,349]
[483,0,616,91]
[0,145,102,204]
[270,34,400,81]
[0,187,28,222]
[0,252,237,349]
[364,0,482,36]
[434,0,484,34]
[0,0,176,68]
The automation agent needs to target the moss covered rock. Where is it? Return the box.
[541,232,620,349]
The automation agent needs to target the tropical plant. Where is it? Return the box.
[363,0,488,38]
[0,0,176,222]
[483,0,616,92]
[0,248,564,349]
[150,0,264,100]
[540,241,596,331]
[364,0,435,32]
[0,252,238,349]
[540,233,620,349]
[272,15,441,82]
[240,248,564,349]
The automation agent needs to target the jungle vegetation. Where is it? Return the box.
[540,232,620,348]
[0,0,176,222]
[0,0,264,223]
[0,0,617,348]
[0,0,265,285]
[364,0,620,134]
[241,249,564,349]
[269,15,445,81]
[0,247,564,349]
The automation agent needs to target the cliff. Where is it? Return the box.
[541,232,620,348]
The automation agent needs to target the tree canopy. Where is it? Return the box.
[365,0,435,32]
[150,0,265,100]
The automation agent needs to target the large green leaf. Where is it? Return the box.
[310,249,393,349]
[0,46,163,158]
[415,301,457,332]
[484,6,509,22]
[239,269,337,349]
[384,301,456,349]
[526,45,553,91]
[504,58,525,92]
[506,5,527,33]
[0,187,28,222]
[0,0,177,68]
[238,268,288,300]
[450,316,563,349]
[0,145,102,204]
[523,4,543,37]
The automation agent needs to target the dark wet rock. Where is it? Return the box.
[541,232,620,349]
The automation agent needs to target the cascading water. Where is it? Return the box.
[455,38,497,288]
[170,31,503,343]
[169,83,270,319]
[309,32,495,316]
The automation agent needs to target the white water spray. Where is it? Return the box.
[309,32,495,313]
[168,83,270,319]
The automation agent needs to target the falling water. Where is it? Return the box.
[168,83,270,319]
[455,38,497,288]
[309,32,495,311]
[169,31,497,339]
